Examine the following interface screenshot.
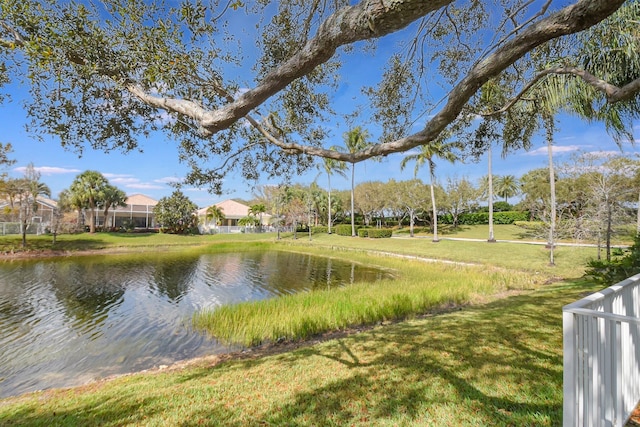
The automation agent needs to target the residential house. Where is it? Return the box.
[0,196,58,235]
[198,199,271,233]
[97,193,158,229]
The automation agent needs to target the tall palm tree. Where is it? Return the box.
[494,175,519,203]
[343,127,370,237]
[69,170,108,233]
[99,184,127,230]
[316,152,347,234]
[400,141,459,242]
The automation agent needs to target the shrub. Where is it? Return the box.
[457,211,529,225]
[311,226,328,234]
[586,234,640,284]
[367,229,393,238]
[334,224,357,236]
[357,228,369,238]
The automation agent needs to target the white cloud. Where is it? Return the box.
[126,182,165,190]
[184,186,208,193]
[154,176,183,184]
[13,166,82,175]
[103,173,168,190]
[525,145,582,156]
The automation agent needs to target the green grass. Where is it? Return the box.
[193,248,538,346]
[0,279,603,426]
[0,230,614,425]
[304,232,594,278]
[395,223,636,245]
[0,231,275,254]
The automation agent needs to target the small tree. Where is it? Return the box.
[205,205,225,226]
[68,170,108,233]
[153,190,198,234]
[249,203,267,231]
[18,164,51,248]
[98,184,127,231]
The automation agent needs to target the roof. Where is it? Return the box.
[0,196,57,209]
[213,199,250,217]
[36,196,58,209]
[198,199,272,219]
[125,194,158,206]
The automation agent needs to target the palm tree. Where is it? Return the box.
[316,152,347,234]
[401,141,459,242]
[58,188,87,230]
[19,164,51,248]
[249,203,267,231]
[69,170,108,233]
[343,126,370,237]
[98,184,127,230]
[205,205,225,227]
[494,175,519,203]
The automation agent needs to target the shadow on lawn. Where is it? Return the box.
[0,281,602,426]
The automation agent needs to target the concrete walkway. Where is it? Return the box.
[393,235,629,249]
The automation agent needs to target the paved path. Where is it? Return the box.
[393,235,629,249]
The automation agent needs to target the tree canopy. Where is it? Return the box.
[0,0,638,193]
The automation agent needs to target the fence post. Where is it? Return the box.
[564,310,577,427]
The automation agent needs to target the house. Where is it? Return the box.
[0,196,58,235]
[98,193,158,229]
[197,199,271,233]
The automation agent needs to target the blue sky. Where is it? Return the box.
[3,5,640,208]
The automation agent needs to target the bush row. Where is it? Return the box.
[439,211,529,225]
[357,228,393,238]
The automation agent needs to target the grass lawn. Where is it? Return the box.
[0,230,619,425]
[0,278,602,426]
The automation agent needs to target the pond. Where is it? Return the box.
[0,250,390,398]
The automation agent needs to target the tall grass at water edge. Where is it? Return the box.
[193,251,539,347]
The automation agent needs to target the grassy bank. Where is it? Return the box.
[0,229,610,425]
[0,279,603,426]
[193,248,538,346]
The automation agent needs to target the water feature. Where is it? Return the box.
[0,250,389,398]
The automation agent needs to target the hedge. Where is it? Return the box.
[334,224,357,236]
[311,226,328,234]
[358,228,393,238]
[440,211,529,225]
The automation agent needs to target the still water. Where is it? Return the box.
[0,250,389,398]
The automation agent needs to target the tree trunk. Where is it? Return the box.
[606,202,612,262]
[636,191,640,236]
[487,145,496,242]
[350,163,356,237]
[409,209,415,237]
[547,135,556,266]
[430,172,439,243]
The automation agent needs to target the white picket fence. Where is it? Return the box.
[563,273,640,427]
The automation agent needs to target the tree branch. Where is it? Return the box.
[481,65,640,116]
[198,0,453,134]
[253,0,626,163]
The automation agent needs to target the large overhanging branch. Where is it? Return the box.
[130,0,454,135]
[1,0,631,165]
[234,0,627,163]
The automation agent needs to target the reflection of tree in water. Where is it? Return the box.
[265,252,388,293]
[47,258,128,327]
[0,263,46,338]
[150,254,199,302]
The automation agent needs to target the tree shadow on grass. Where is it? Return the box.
[0,281,602,426]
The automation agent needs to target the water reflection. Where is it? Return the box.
[0,250,390,398]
